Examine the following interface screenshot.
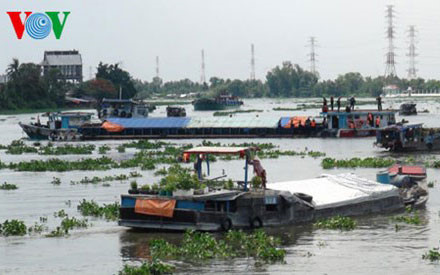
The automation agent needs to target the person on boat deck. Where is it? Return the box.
[323,97,327,106]
[305,117,311,128]
[348,119,355,129]
[345,105,351,112]
[367,112,374,127]
[322,104,328,113]
[376,96,382,111]
[375,116,381,128]
[311,119,316,128]
[330,96,334,111]
[349,96,356,110]
[337,97,342,112]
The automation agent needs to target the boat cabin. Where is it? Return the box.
[98,98,148,119]
[46,112,93,130]
[323,110,396,130]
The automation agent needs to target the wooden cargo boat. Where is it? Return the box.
[375,123,440,151]
[118,146,424,232]
[19,112,93,140]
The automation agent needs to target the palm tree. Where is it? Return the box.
[6,58,20,81]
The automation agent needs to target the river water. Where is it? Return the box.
[0,98,439,274]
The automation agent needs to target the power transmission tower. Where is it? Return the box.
[385,5,397,78]
[407,25,417,80]
[250,43,256,80]
[155,56,160,78]
[89,66,93,80]
[201,49,206,84]
[307,37,318,76]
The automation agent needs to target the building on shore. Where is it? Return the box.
[42,50,82,82]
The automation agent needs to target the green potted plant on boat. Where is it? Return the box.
[128,181,139,194]
[139,184,150,195]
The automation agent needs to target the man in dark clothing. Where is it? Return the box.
[376,96,382,111]
[350,96,356,110]
[330,96,334,111]
[337,97,341,112]
[323,97,327,107]
[345,105,351,112]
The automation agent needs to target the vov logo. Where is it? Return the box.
[7,12,70,40]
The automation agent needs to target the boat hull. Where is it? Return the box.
[193,102,242,111]
[338,128,377,138]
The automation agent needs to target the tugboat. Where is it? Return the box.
[118,146,423,231]
[193,94,243,111]
[375,123,440,151]
[19,112,93,140]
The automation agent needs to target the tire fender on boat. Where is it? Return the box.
[221,218,232,231]
[250,217,263,228]
[294,192,313,203]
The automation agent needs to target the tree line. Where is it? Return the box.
[2,58,440,111]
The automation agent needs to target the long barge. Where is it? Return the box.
[79,109,396,140]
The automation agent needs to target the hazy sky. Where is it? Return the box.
[2,0,440,82]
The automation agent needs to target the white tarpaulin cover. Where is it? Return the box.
[268,173,399,209]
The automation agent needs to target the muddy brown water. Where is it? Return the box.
[1,98,439,274]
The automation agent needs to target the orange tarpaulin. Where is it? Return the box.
[283,116,308,129]
[135,198,176,218]
[101,121,125,132]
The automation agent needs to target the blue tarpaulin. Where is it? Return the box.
[107,117,191,128]
[280,117,291,127]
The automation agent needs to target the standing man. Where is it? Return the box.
[376,96,382,111]
[350,96,356,110]
[330,96,334,111]
[337,97,341,112]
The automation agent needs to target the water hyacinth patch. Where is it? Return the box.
[98,145,111,154]
[0,219,27,236]
[77,199,120,221]
[321,157,395,169]
[314,216,357,230]
[149,230,286,264]
[119,260,175,275]
[0,182,18,190]
[422,247,440,262]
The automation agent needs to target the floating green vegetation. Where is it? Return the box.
[150,230,286,264]
[39,144,95,155]
[422,247,440,262]
[314,216,357,230]
[60,216,88,231]
[0,219,27,236]
[9,156,116,172]
[158,164,201,192]
[0,182,18,190]
[98,145,111,154]
[122,140,168,150]
[213,109,263,116]
[27,222,47,234]
[119,260,175,275]
[272,107,302,111]
[54,209,68,218]
[427,181,435,188]
[77,199,119,221]
[117,145,126,153]
[392,214,421,225]
[1,140,96,155]
[70,172,142,185]
[51,177,61,185]
[321,157,395,169]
